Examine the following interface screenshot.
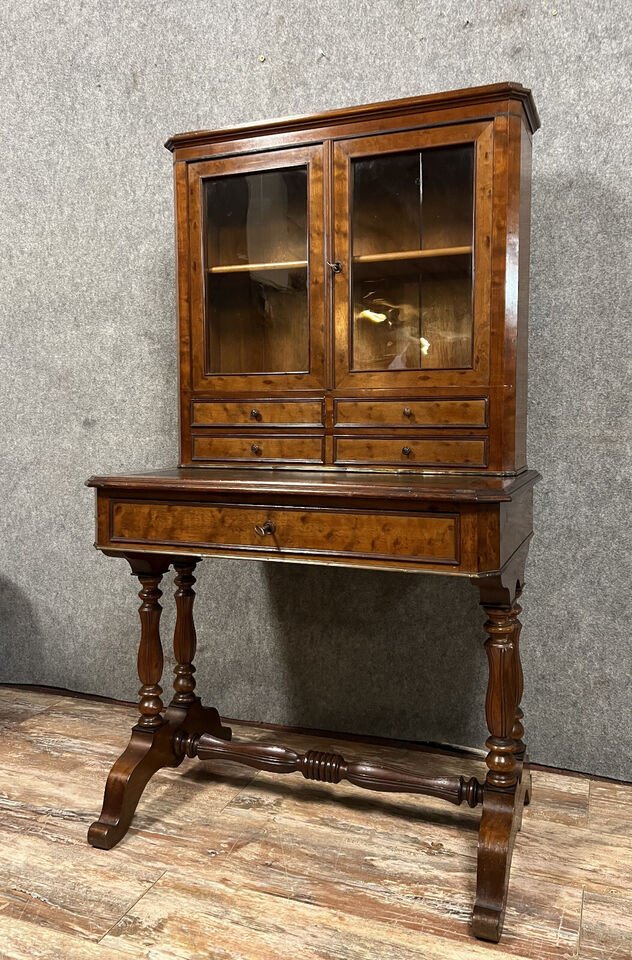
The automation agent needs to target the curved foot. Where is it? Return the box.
[89,700,230,850]
[88,722,178,850]
[472,776,528,942]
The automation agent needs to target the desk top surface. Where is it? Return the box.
[87,468,540,504]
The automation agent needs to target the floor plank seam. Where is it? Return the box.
[212,766,262,819]
[576,886,585,958]
[2,697,69,730]
[97,869,168,944]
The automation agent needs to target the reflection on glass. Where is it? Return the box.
[204,167,309,374]
[351,145,474,371]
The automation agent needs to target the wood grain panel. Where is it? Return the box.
[109,501,459,564]
[335,398,487,428]
[88,467,538,502]
[588,780,632,837]
[192,435,324,463]
[513,815,632,896]
[578,889,632,959]
[0,918,132,960]
[334,436,487,467]
[0,824,162,940]
[192,399,324,427]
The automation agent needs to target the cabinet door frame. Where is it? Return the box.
[187,145,326,393]
[332,121,494,390]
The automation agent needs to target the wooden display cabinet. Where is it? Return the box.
[87,82,540,943]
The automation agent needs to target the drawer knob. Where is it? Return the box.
[254,520,276,537]
[250,408,262,421]
[402,446,412,457]
[403,407,413,418]
[250,443,262,455]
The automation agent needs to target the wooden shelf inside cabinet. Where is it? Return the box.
[87,83,540,946]
[352,245,472,264]
[208,260,308,274]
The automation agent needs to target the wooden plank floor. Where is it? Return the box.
[0,688,630,959]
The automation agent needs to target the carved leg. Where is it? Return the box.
[171,560,199,708]
[510,587,531,812]
[89,556,231,851]
[89,555,178,850]
[471,550,530,942]
[166,560,231,741]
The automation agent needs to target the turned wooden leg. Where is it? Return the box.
[89,555,230,851]
[471,549,530,943]
[166,560,231,740]
[171,560,199,708]
[510,587,531,811]
[89,555,179,850]
[511,587,526,760]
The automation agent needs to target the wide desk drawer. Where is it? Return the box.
[334,437,487,468]
[335,398,487,428]
[109,501,460,566]
[192,399,324,428]
[192,436,324,464]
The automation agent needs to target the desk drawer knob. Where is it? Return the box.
[250,408,262,421]
[251,443,262,455]
[403,407,413,418]
[254,520,276,537]
[402,446,412,457]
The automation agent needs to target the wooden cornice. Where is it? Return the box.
[165,82,540,153]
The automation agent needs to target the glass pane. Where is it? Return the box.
[204,167,308,374]
[351,144,474,371]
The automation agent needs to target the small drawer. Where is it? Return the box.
[335,437,487,468]
[192,435,324,464]
[110,501,460,565]
[192,399,324,428]
[335,398,487,428]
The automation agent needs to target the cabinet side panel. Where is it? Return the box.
[175,160,193,466]
[513,120,533,471]
[499,486,533,565]
[487,115,511,472]
[488,114,532,473]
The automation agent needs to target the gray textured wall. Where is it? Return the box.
[1,1,630,780]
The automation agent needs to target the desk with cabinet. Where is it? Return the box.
[87,83,540,943]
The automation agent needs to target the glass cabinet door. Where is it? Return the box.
[333,122,493,388]
[188,146,325,391]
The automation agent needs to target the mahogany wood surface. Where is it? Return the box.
[89,555,231,851]
[88,466,538,501]
[175,730,483,808]
[164,82,540,153]
[191,399,324,428]
[171,560,199,706]
[333,436,488,468]
[107,499,461,568]
[174,85,533,476]
[87,83,541,944]
[191,435,325,464]
[334,397,488,428]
